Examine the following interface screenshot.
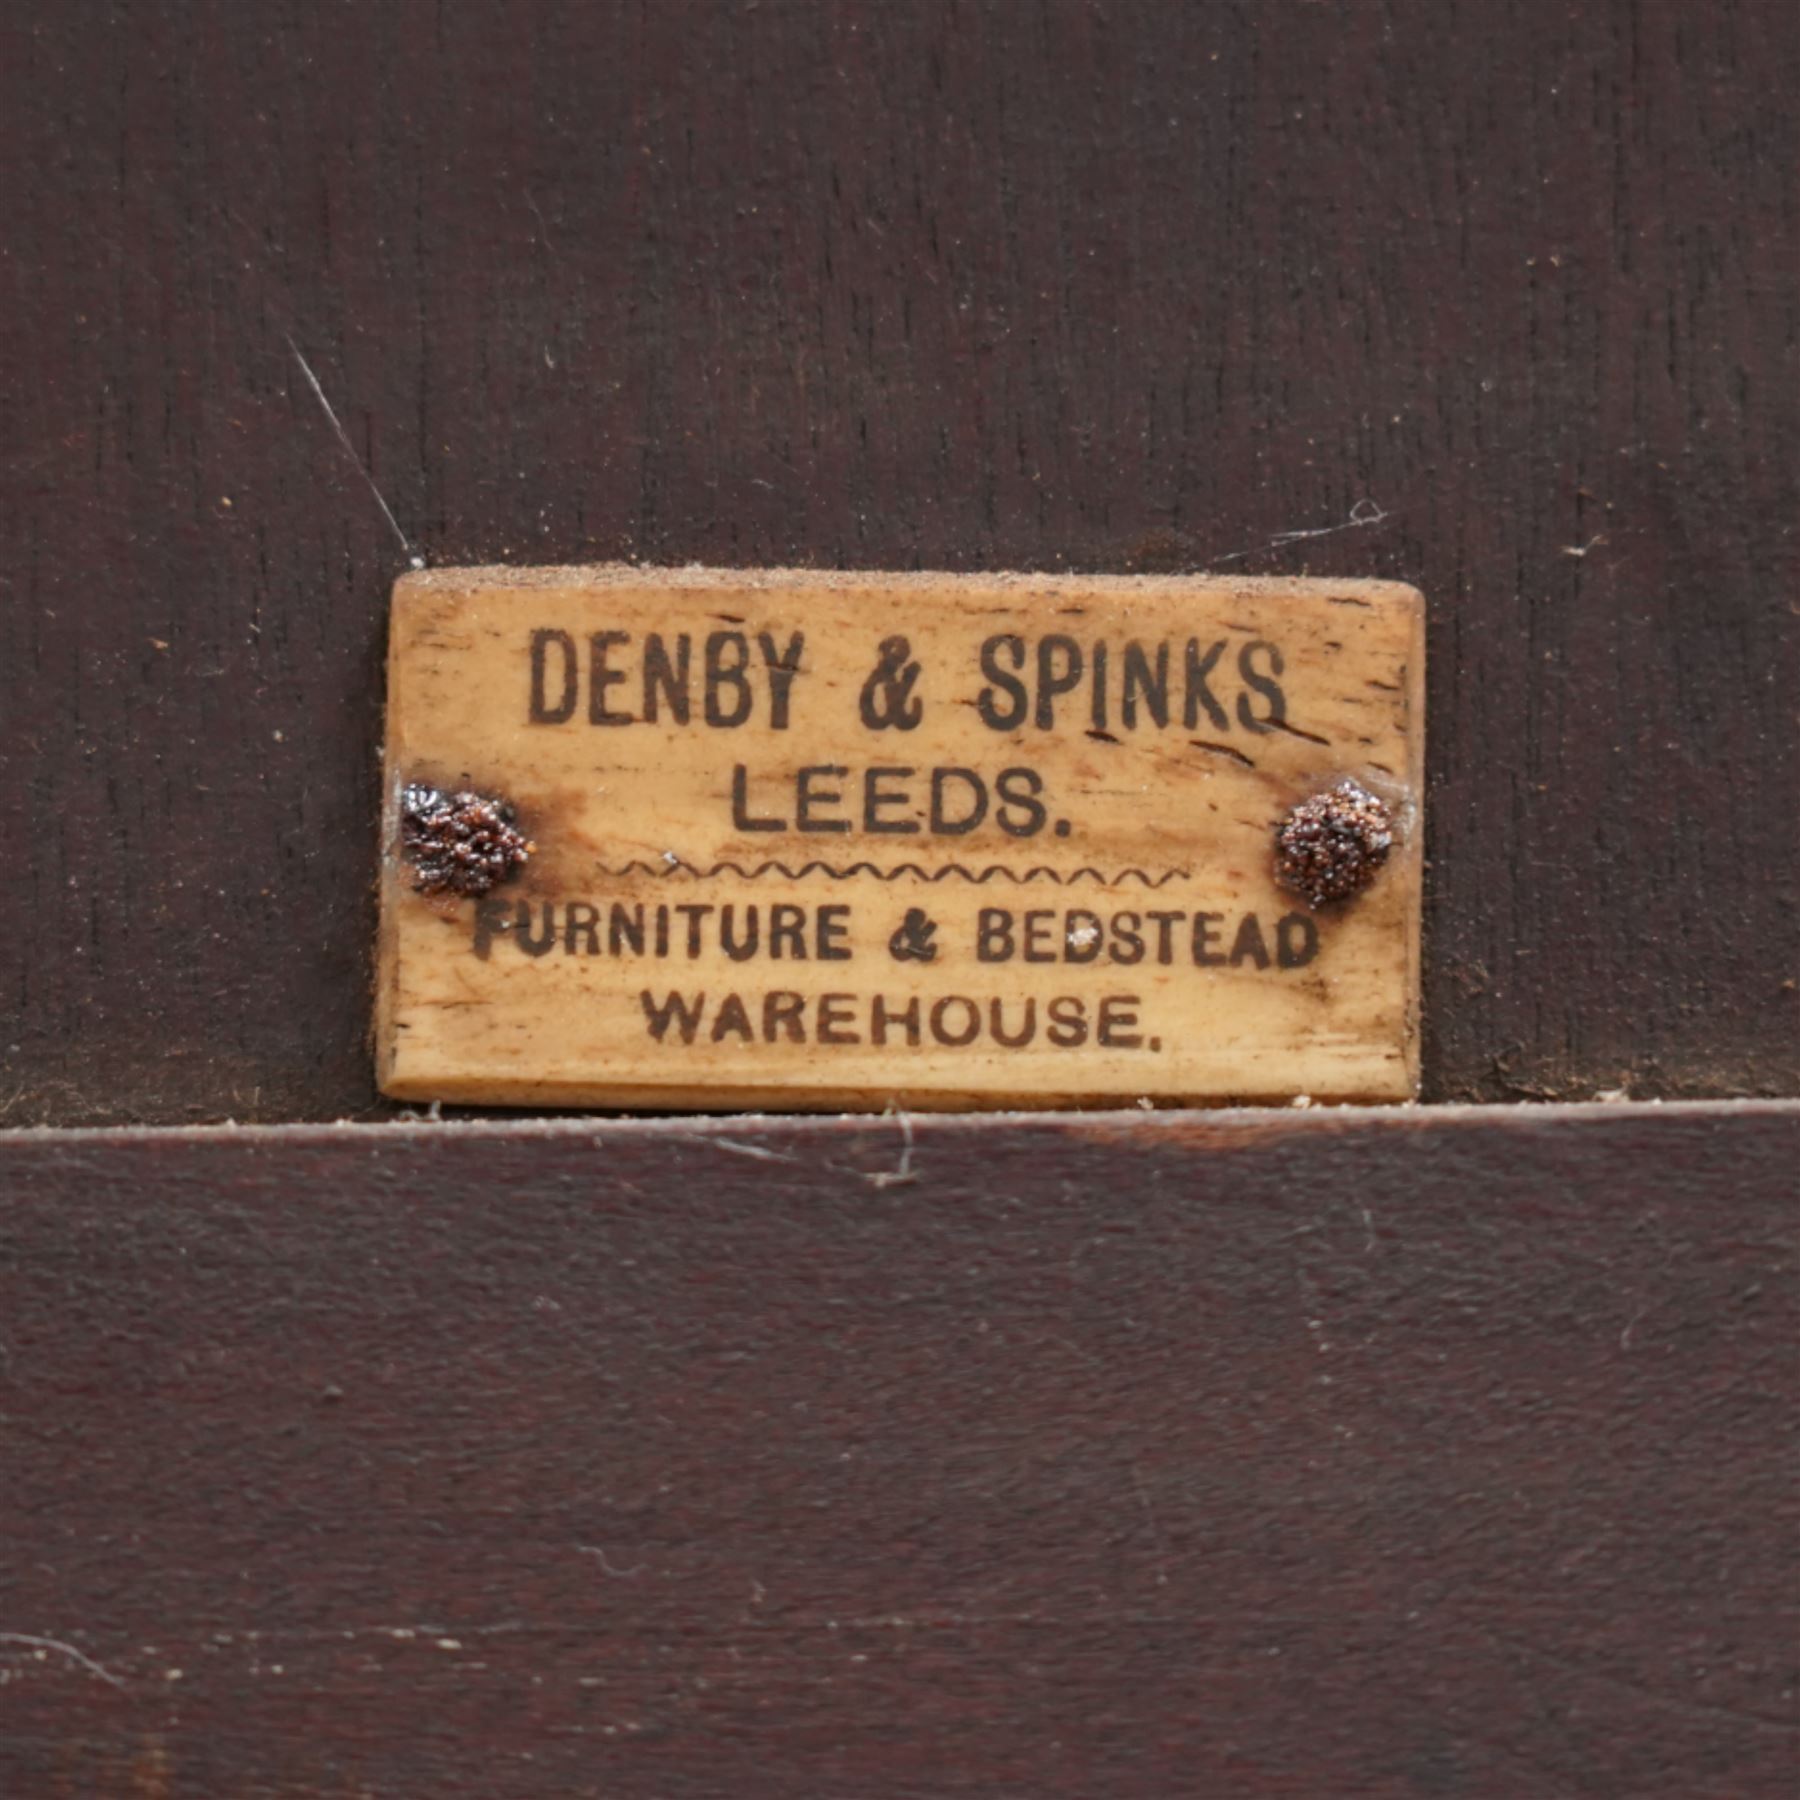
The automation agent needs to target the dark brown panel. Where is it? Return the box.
[0,1103,1794,1795]
[1,0,1796,1123]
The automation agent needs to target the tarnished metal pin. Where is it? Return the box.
[399,782,534,898]
[1274,779,1394,909]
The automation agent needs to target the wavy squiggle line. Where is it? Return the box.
[593,859,1188,888]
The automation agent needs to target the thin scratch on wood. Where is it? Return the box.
[285,333,422,566]
[577,1546,647,1578]
[866,1107,918,1188]
[524,189,560,258]
[1213,499,1390,566]
[710,1137,799,1164]
[0,1631,127,1689]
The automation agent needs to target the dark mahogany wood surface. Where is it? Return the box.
[3,0,1797,1124]
[0,1103,1793,1796]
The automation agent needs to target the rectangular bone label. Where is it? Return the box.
[377,566,1423,1108]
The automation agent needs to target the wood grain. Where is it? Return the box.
[380,567,1423,1107]
[0,1102,1793,1795]
[1,0,1795,1123]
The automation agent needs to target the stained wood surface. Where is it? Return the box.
[0,1103,1794,1796]
[2,0,1796,1124]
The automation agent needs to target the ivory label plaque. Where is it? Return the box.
[377,567,1423,1108]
